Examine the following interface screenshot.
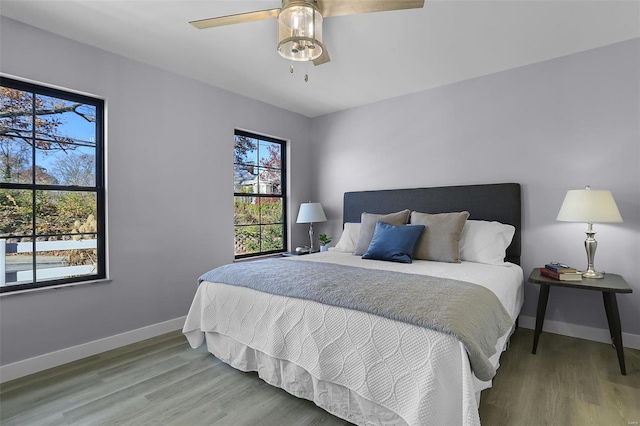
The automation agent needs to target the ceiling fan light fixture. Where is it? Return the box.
[277,1,323,62]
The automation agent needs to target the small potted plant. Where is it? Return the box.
[318,234,331,252]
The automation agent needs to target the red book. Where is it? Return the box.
[540,267,582,281]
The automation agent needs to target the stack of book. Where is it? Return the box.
[540,263,582,281]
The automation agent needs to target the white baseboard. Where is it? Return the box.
[0,316,186,383]
[519,315,640,350]
[2,315,637,384]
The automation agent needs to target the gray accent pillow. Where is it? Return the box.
[353,209,411,256]
[410,211,470,262]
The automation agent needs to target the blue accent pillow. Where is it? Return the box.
[362,221,426,263]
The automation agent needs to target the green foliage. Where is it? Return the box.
[234,197,282,225]
[52,192,96,233]
[234,198,259,225]
[1,188,98,269]
[0,188,96,239]
[234,198,284,255]
[0,189,32,237]
[235,225,283,255]
[261,225,284,251]
[319,234,331,245]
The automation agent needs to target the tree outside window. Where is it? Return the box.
[0,77,105,292]
[233,130,286,258]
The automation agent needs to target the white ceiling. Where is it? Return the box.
[1,1,638,118]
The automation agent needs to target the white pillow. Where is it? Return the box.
[333,223,361,253]
[459,220,515,265]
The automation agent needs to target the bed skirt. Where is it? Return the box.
[183,329,483,426]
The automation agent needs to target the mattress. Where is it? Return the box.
[183,251,524,425]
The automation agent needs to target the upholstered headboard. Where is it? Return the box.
[343,183,522,265]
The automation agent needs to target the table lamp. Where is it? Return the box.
[556,186,623,278]
[296,202,327,252]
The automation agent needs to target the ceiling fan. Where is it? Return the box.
[189,0,425,66]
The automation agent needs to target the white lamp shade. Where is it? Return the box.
[296,202,327,223]
[556,188,623,223]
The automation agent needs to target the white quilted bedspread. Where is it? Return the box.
[183,252,523,425]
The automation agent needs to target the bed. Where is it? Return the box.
[183,183,523,425]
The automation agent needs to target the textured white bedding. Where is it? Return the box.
[183,252,523,425]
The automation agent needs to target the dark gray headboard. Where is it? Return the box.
[343,183,522,265]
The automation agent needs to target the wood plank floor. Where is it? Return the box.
[1,328,638,425]
[479,328,639,425]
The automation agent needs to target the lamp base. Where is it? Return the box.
[308,222,315,253]
[583,225,604,279]
[582,269,604,279]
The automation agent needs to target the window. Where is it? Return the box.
[234,130,286,258]
[0,77,105,293]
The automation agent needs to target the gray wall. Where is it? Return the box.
[1,16,638,367]
[0,17,313,365]
[310,38,640,336]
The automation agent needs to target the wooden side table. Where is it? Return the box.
[528,268,633,375]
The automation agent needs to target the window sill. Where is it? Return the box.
[0,278,112,297]
[234,253,284,263]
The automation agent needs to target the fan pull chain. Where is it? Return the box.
[288,62,310,82]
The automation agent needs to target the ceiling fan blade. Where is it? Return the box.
[317,0,424,17]
[313,45,331,66]
[189,8,280,29]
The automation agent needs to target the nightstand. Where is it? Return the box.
[528,268,633,375]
